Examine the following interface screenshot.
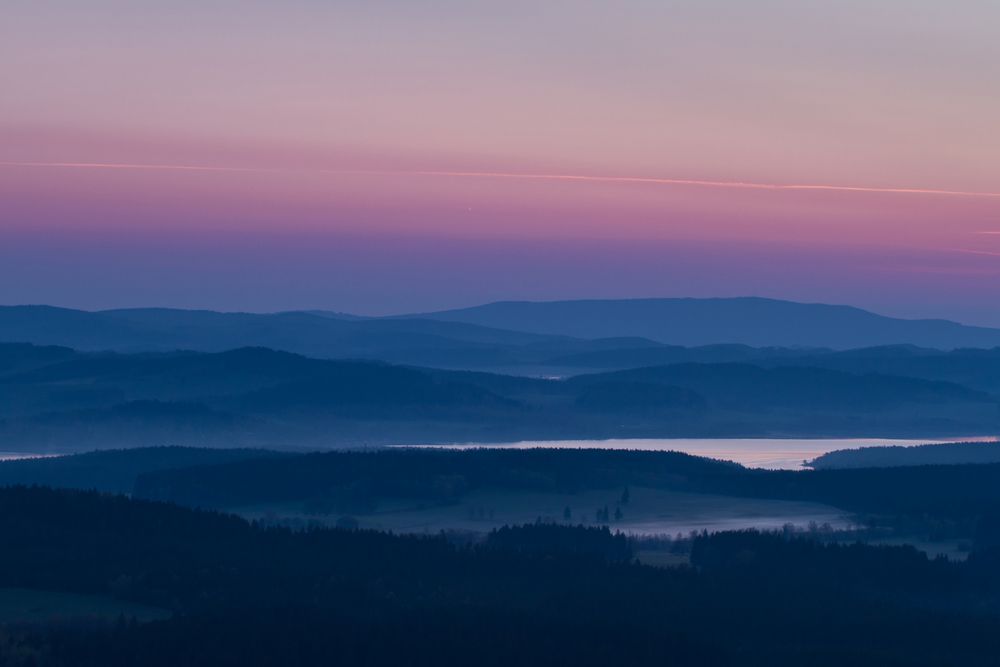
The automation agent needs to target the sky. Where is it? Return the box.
[2,1,1000,324]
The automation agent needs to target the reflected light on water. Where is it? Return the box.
[400,437,1000,470]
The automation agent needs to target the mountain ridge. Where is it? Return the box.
[3,298,1000,371]
[0,342,996,451]
[405,297,1000,350]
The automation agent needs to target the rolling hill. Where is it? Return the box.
[5,299,1000,377]
[0,343,996,451]
[408,297,1000,350]
[0,305,674,373]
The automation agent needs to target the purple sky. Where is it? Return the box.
[2,2,1000,324]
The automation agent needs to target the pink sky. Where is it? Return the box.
[2,2,999,323]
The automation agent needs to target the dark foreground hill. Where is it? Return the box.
[12,445,1000,523]
[3,485,1000,666]
[0,447,287,494]
[809,440,1000,469]
[128,447,1000,521]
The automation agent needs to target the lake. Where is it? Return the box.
[401,437,998,470]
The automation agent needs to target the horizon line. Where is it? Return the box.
[0,295,996,328]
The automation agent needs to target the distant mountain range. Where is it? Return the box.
[0,343,996,452]
[408,297,1000,350]
[2,298,1000,378]
[0,304,555,352]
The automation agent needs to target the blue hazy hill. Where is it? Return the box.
[409,297,1000,350]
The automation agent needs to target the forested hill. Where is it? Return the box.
[0,343,996,450]
[0,447,288,494]
[129,447,1000,521]
[5,301,1000,376]
[809,440,1000,469]
[3,485,1000,666]
[408,297,1000,349]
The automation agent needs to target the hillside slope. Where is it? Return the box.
[409,297,1000,349]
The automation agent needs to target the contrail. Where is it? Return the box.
[950,248,1000,258]
[0,161,271,174]
[3,160,1000,199]
[403,169,1000,199]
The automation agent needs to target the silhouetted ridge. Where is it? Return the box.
[10,485,1000,666]
[410,297,1000,349]
[0,446,286,494]
[809,440,1000,469]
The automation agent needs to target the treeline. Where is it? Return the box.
[4,487,1000,665]
[484,523,632,562]
[10,446,1000,532]
[133,448,743,509]
[0,446,288,494]
[809,440,1000,469]
[691,529,961,592]
[132,447,1000,523]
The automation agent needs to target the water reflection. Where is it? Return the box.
[401,437,998,470]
